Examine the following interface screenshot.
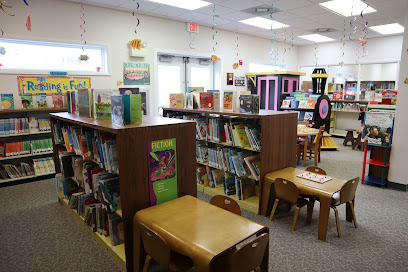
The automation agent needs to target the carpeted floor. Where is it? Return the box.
[0,138,407,272]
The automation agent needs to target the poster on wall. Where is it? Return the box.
[234,76,245,86]
[17,76,91,95]
[123,62,150,85]
[148,138,177,206]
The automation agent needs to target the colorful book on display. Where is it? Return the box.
[207,90,220,111]
[298,99,308,109]
[21,94,33,109]
[123,94,142,124]
[239,94,259,113]
[119,88,139,95]
[186,93,194,109]
[224,172,236,195]
[200,92,214,110]
[281,100,291,108]
[306,98,317,109]
[223,91,233,111]
[36,93,48,109]
[1,94,14,110]
[78,89,93,117]
[93,90,112,120]
[187,87,204,93]
[52,94,65,109]
[111,95,125,125]
[169,93,184,108]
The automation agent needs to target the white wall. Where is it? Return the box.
[389,6,408,186]
[0,0,298,114]
[297,35,403,66]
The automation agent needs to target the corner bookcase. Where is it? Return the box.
[50,112,196,272]
[162,107,298,216]
[0,108,67,186]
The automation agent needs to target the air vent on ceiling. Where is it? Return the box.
[313,28,338,33]
[242,5,281,16]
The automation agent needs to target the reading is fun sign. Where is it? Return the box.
[17,76,91,95]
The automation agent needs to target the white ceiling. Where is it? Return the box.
[64,0,406,45]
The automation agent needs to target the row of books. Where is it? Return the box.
[33,157,55,174]
[1,162,35,179]
[56,174,124,246]
[59,153,120,213]
[332,102,364,111]
[190,116,261,151]
[54,123,119,174]
[67,89,142,125]
[196,166,257,200]
[196,142,260,181]
[0,93,66,111]
[0,117,51,135]
[170,89,259,114]
[0,138,53,157]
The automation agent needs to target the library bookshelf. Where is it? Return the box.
[50,112,196,272]
[162,107,298,216]
[0,108,66,185]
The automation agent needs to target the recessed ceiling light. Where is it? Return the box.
[239,17,289,30]
[298,34,335,43]
[145,0,211,10]
[370,23,404,35]
[320,0,376,17]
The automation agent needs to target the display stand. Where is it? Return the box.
[50,112,196,272]
[0,108,67,185]
[162,107,298,216]
[362,142,391,186]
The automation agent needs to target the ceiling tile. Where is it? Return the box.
[264,0,314,11]
[218,0,263,11]
[195,4,236,15]
[220,11,255,21]
[147,5,187,17]
[175,12,213,23]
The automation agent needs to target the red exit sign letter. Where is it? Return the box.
[187,22,199,33]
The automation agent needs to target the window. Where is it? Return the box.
[249,62,286,73]
[158,65,182,108]
[190,67,211,91]
[0,38,107,72]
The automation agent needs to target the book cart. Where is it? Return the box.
[0,108,67,186]
[50,112,196,271]
[162,107,298,216]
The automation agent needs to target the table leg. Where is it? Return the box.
[303,136,308,167]
[260,239,269,272]
[346,198,355,222]
[318,195,331,242]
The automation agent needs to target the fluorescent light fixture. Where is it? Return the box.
[320,0,376,17]
[239,17,289,30]
[298,34,335,43]
[146,0,211,10]
[370,23,404,35]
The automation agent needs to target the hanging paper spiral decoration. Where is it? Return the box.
[0,1,15,16]
[1,29,4,37]
[269,1,278,63]
[288,29,294,56]
[349,0,357,41]
[281,11,288,64]
[23,0,29,6]
[360,0,369,58]
[340,19,346,63]
[234,23,239,60]
[314,42,319,67]
[80,0,86,50]
[132,0,140,34]
[188,11,196,49]
[212,4,218,53]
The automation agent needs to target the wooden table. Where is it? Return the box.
[133,195,269,272]
[263,167,352,242]
[297,128,319,167]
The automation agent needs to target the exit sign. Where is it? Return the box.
[187,22,199,33]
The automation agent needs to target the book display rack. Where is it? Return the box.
[163,107,298,216]
[50,112,196,271]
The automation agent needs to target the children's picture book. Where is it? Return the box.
[365,91,375,101]
[148,138,177,206]
[363,112,394,146]
[306,98,317,109]
[240,94,259,113]
[334,90,343,100]
[281,100,291,108]
[169,93,184,108]
[223,91,233,111]
[36,93,48,109]
[186,93,194,109]
[382,90,397,105]
[78,89,91,117]
[111,95,125,125]
[93,90,112,120]
[21,94,33,109]
[304,112,314,121]
[52,94,65,109]
[187,87,204,93]
[200,92,214,110]
[123,94,142,124]
[298,99,308,109]
[207,90,220,111]
[239,178,256,200]
[1,94,14,110]
[297,172,332,183]
[140,90,148,115]
[224,173,236,195]
[119,88,139,95]
[211,169,224,188]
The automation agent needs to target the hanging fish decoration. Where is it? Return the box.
[79,55,89,61]
[232,63,239,69]
[129,39,142,50]
[117,81,123,86]
[0,47,6,55]
[26,14,31,32]
[211,55,220,61]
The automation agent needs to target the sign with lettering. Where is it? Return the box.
[148,138,177,206]
[17,76,91,95]
[187,22,199,33]
[123,62,150,86]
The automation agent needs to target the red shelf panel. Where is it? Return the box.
[363,158,390,167]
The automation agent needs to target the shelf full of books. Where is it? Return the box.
[329,100,367,137]
[163,107,298,216]
[280,91,319,124]
[50,112,196,272]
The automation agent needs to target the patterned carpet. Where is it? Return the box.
[0,138,407,272]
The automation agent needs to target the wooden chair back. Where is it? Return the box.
[305,166,327,175]
[314,125,325,149]
[139,223,171,267]
[229,233,269,272]
[274,178,300,204]
[210,195,242,216]
[340,177,360,204]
